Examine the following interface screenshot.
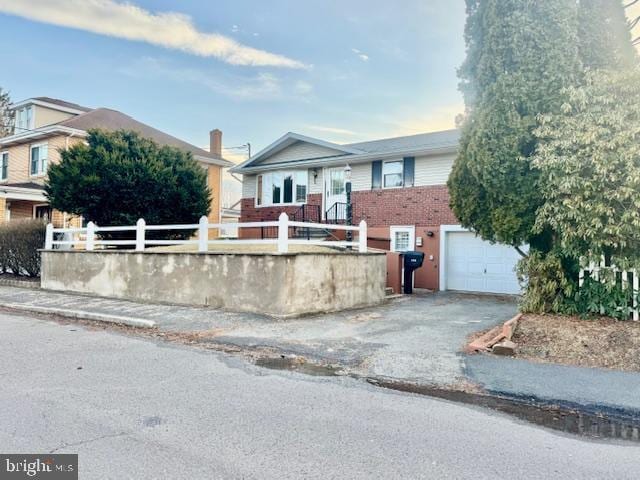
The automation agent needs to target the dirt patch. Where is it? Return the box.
[513,314,640,372]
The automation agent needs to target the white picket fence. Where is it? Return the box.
[45,212,368,254]
[579,261,639,321]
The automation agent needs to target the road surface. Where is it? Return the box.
[1,311,638,479]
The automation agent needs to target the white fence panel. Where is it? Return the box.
[45,214,368,255]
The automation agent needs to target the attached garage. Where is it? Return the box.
[440,226,522,295]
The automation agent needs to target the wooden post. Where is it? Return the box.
[86,222,96,251]
[278,212,289,253]
[136,218,146,252]
[358,220,367,253]
[198,216,208,253]
[45,223,53,250]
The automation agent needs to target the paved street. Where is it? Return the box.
[1,311,639,479]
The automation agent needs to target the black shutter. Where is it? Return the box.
[372,160,382,189]
[403,157,415,187]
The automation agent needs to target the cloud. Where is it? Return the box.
[0,0,305,68]
[383,103,464,136]
[305,125,358,136]
[120,57,281,99]
[351,48,369,62]
[120,57,311,101]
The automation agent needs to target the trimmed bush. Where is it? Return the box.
[0,220,46,277]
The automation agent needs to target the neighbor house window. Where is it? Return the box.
[0,152,7,181]
[15,106,33,133]
[256,170,308,206]
[30,143,48,176]
[383,160,403,188]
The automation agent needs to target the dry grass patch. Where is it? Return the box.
[513,314,640,372]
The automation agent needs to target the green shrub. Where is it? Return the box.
[517,251,575,314]
[0,220,46,277]
[569,272,639,321]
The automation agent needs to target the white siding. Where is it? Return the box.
[414,154,455,186]
[242,174,256,199]
[260,141,344,165]
[351,163,371,191]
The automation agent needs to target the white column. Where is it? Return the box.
[277,212,289,253]
[358,220,367,253]
[86,222,95,251]
[45,223,53,250]
[135,218,146,252]
[198,215,209,253]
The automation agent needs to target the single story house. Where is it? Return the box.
[0,97,233,233]
[230,129,521,295]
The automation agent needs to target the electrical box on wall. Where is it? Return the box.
[416,236,423,247]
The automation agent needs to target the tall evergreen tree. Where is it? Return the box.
[449,0,581,252]
[578,0,638,70]
[0,88,14,138]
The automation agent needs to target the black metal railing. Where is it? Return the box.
[325,202,348,224]
[260,204,322,239]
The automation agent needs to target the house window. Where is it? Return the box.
[0,152,7,181]
[383,161,403,188]
[256,170,308,206]
[30,143,48,176]
[15,106,33,133]
[390,226,415,252]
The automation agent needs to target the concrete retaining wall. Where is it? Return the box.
[41,250,387,317]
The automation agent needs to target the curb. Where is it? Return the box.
[0,303,157,329]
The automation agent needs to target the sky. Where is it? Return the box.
[0,0,467,157]
[0,0,637,205]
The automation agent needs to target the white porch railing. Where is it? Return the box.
[45,212,368,254]
[579,261,639,321]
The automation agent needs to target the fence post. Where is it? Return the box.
[198,215,209,253]
[633,270,639,322]
[45,223,53,250]
[278,212,289,253]
[86,222,95,251]
[136,218,146,252]
[358,220,367,253]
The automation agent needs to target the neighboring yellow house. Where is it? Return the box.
[0,97,233,233]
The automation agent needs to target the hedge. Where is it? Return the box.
[0,219,46,277]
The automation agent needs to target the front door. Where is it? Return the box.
[324,167,346,220]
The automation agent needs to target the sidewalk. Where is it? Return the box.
[465,354,640,416]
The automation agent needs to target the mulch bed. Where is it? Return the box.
[513,314,640,372]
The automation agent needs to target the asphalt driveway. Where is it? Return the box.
[212,291,518,385]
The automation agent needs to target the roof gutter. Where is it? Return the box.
[0,126,87,147]
[230,144,458,174]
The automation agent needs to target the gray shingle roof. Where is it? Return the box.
[33,97,91,112]
[345,129,460,154]
[57,108,231,164]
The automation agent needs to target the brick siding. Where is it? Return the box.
[240,193,322,222]
[352,185,457,227]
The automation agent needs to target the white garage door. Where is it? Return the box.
[445,232,521,295]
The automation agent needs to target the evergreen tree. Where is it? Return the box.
[449,0,580,251]
[578,0,638,70]
[45,129,211,240]
[0,88,14,138]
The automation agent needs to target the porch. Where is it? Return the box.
[0,183,79,227]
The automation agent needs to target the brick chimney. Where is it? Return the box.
[209,129,222,158]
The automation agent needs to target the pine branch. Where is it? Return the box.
[625,0,640,9]
[629,15,640,30]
